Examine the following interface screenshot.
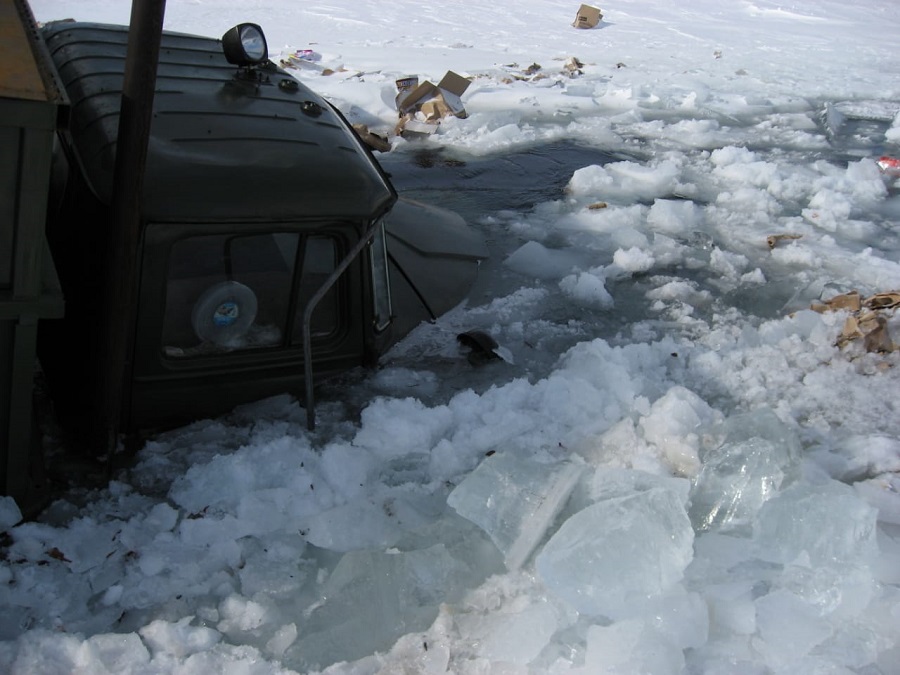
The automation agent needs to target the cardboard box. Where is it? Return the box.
[394,76,420,109]
[420,99,449,122]
[394,71,472,139]
[573,4,603,29]
[352,124,392,152]
[396,71,471,119]
[395,116,439,139]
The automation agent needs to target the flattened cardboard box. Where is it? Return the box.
[397,118,438,139]
[573,4,603,29]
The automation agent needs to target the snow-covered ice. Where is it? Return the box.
[5,0,900,672]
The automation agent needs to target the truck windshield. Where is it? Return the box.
[162,232,338,357]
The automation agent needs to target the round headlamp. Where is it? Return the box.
[222,23,268,67]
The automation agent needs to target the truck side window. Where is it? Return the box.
[290,236,340,343]
[162,233,299,357]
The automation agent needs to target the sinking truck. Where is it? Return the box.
[36,20,488,445]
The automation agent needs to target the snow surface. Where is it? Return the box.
[6,0,900,672]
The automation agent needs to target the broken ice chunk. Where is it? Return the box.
[698,407,800,464]
[690,436,788,535]
[535,481,694,619]
[754,480,878,567]
[283,536,486,670]
[754,589,832,664]
[690,407,800,534]
[583,620,685,675]
[456,598,559,664]
[447,452,584,571]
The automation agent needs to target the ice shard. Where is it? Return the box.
[447,452,585,571]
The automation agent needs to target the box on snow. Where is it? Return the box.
[394,71,472,139]
[395,71,472,119]
[394,75,420,109]
[573,4,603,29]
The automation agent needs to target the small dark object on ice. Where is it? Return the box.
[457,330,513,366]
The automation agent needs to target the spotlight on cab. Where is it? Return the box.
[221,23,268,67]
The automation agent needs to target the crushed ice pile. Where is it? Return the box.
[2,378,899,673]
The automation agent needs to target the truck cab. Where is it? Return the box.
[37,21,487,443]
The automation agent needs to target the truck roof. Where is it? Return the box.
[41,21,395,222]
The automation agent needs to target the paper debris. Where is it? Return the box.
[279,48,343,75]
[498,58,587,83]
[837,312,894,353]
[812,290,899,354]
[352,124,391,153]
[864,291,900,311]
[811,290,861,313]
[564,56,585,76]
[767,233,803,250]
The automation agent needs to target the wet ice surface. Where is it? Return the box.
[371,126,900,409]
[7,0,900,672]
